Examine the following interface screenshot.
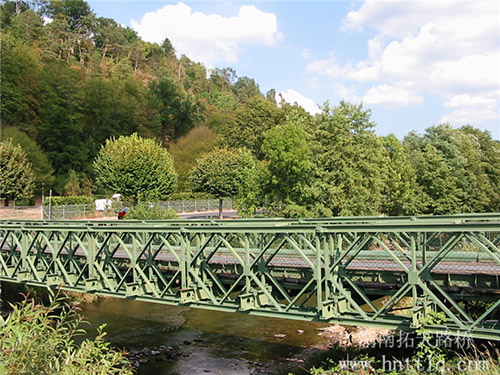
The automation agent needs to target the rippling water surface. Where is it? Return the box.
[80,298,330,375]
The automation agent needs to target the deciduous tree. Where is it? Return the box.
[93,133,177,202]
[311,101,387,216]
[261,121,312,216]
[1,127,55,193]
[168,126,218,191]
[190,147,258,218]
[219,96,283,158]
[381,134,421,216]
[37,62,87,175]
[0,139,35,206]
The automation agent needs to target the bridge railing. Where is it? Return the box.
[1,215,499,340]
[4,212,500,226]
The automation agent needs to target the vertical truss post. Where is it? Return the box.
[180,230,190,290]
[244,233,251,293]
[195,234,202,283]
[420,232,427,265]
[410,233,418,311]
[52,232,59,276]
[257,233,265,286]
[88,232,95,279]
[21,230,28,272]
[323,233,334,301]
[131,233,137,283]
[315,230,323,313]
[409,231,427,327]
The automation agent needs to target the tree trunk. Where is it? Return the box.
[4,199,9,207]
[219,198,223,219]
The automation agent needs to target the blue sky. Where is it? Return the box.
[87,1,500,139]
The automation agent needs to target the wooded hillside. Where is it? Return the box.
[1,0,499,216]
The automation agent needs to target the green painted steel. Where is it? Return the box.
[1,214,499,340]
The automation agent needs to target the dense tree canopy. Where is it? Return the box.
[168,126,218,191]
[1,0,499,217]
[381,134,420,216]
[219,96,283,158]
[149,77,202,144]
[190,147,256,198]
[310,101,388,216]
[403,124,500,214]
[260,121,312,216]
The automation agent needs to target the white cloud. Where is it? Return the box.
[310,1,500,122]
[335,84,362,103]
[278,89,321,115]
[345,61,379,82]
[343,1,499,42]
[444,94,497,109]
[131,3,283,66]
[441,93,500,125]
[430,52,500,91]
[300,49,311,59]
[308,77,321,88]
[306,55,344,78]
[363,85,424,107]
[440,107,499,125]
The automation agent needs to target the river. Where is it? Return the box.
[79,297,331,375]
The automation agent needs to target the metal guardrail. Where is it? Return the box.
[1,214,499,340]
[6,212,500,226]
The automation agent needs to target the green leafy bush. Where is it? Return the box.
[0,291,132,375]
[124,202,178,220]
[44,195,94,206]
[11,197,36,206]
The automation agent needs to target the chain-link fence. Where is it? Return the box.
[40,199,233,220]
[42,204,105,220]
[0,206,43,220]
[157,199,232,213]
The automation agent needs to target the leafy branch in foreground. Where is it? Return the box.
[0,290,133,375]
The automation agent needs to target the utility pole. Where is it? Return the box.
[48,189,52,220]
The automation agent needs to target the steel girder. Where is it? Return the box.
[0,216,499,340]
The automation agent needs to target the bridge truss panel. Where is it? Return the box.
[0,217,499,340]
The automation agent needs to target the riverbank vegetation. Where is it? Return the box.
[283,320,500,375]
[291,338,500,375]
[284,314,500,375]
[1,0,499,217]
[289,344,500,375]
[0,290,132,375]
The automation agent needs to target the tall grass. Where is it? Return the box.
[0,290,132,375]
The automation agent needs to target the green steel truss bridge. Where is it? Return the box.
[1,214,499,340]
